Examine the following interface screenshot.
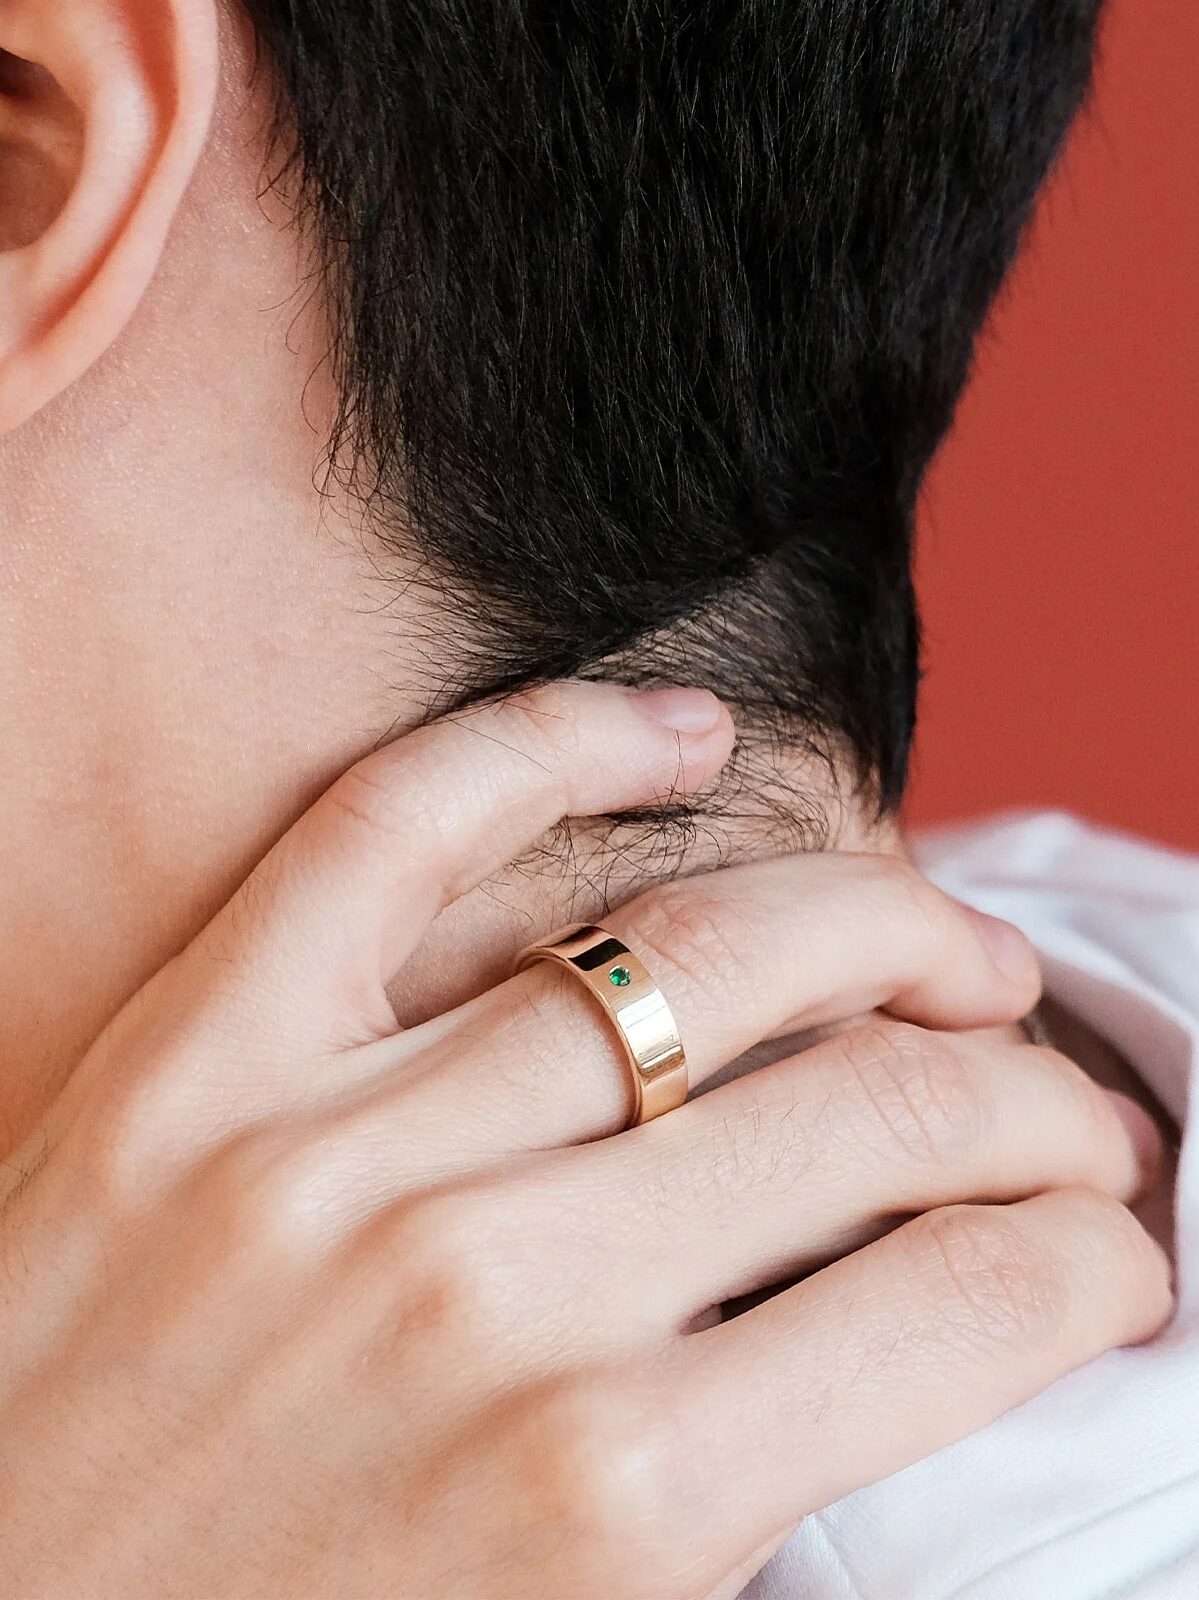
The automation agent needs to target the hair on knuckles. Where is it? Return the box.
[243,0,1103,823]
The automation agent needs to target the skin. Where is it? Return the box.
[0,681,1173,1597]
[0,3,1174,1595]
[0,0,931,1152]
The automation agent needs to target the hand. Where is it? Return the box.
[0,683,1169,1599]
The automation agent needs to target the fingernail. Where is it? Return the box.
[963,905,1037,987]
[1106,1091,1163,1184]
[633,687,725,735]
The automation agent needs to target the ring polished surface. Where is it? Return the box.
[516,924,688,1128]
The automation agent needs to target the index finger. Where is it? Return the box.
[180,680,735,1049]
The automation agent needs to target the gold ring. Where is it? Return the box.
[516,924,688,1129]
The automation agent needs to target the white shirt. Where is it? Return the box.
[744,811,1199,1600]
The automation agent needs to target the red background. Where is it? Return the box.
[906,0,1198,851]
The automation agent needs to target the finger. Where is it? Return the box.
[174,682,735,1048]
[342,851,1041,1170]
[654,1189,1173,1591]
[308,1026,1156,1358]
[569,1023,1162,1324]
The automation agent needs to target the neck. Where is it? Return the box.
[0,550,402,1150]
[0,506,886,1155]
[0,401,420,1152]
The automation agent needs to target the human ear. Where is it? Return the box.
[0,0,217,433]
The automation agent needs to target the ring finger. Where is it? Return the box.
[334,850,1042,1184]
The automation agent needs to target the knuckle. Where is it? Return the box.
[834,1020,986,1164]
[68,1115,144,1222]
[858,854,952,952]
[907,1203,1068,1348]
[514,1375,680,1591]
[498,685,587,768]
[322,745,473,886]
[631,886,756,1000]
[388,1192,520,1348]
[1043,1185,1166,1294]
[863,851,937,917]
[1029,1046,1112,1131]
[70,1071,195,1220]
[324,758,430,851]
[198,1131,335,1266]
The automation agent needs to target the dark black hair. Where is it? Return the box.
[244,0,1102,826]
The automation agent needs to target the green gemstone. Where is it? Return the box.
[609,965,632,987]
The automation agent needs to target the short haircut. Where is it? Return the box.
[244,0,1102,828]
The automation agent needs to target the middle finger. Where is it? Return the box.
[557,1019,1159,1329]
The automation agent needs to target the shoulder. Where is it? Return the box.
[915,809,1199,909]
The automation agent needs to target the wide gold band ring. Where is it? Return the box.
[516,924,688,1129]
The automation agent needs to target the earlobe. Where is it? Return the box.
[0,0,218,434]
